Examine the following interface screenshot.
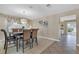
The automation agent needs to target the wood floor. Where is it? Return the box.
[42,34,79,54]
[1,33,79,54]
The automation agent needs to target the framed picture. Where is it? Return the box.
[39,20,48,27]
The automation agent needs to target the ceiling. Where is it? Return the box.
[0,4,79,19]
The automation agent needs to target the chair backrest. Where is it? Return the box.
[23,29,31,40]
[32,29,39,38]
[12,28,23,32]
[0,29,8,41]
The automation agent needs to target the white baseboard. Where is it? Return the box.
[38,36,60,42]
[77,44,79,47]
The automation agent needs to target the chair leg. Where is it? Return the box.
[22,40,24,53]
[35,37,38,45]
[4,42,6,49]
[25,41,27,45]
[16,38,18,52]
[19,39,20,48]
[5,41,8,54]
[29,39,32,49]
[32,39,34,48]
[13,40,16,44]
[32,38,34,43]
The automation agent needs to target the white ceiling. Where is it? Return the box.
[0,4,79,19]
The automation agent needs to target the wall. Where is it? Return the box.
[0,15,6,52]
[32,9,79,45]
[0,15,7,41]
[0,15,7,29]
[32,14,60,40]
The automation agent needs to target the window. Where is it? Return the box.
[21,19,27,24]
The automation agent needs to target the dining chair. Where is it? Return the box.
[12,28,23,32]
[21,29,32,53]
[31,29,39,46]
[12,28,23,50]
[0,29,18,54]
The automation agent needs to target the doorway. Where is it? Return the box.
[67,22,76,36]
[59,15,76,51]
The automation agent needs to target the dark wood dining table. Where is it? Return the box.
[9,32,23,51]
[13,32,23,36]
[9,28,38,52]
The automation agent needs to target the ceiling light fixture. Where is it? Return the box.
[23,10,26,13]
[22,10,28,14]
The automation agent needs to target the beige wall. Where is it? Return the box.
[32,9,79,44]
[0,15,6,46]
[0,15,7,29]
[32,15,60,40]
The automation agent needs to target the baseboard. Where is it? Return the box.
[0,40,4,42]
[38,36,60,42]
[77,44,79,47]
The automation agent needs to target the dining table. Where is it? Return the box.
[9,28,38,52]
[10,29,32,51]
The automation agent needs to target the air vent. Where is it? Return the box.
[29,6,32,8]
[46,4,51,7]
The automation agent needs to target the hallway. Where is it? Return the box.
[42,34,77,54]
